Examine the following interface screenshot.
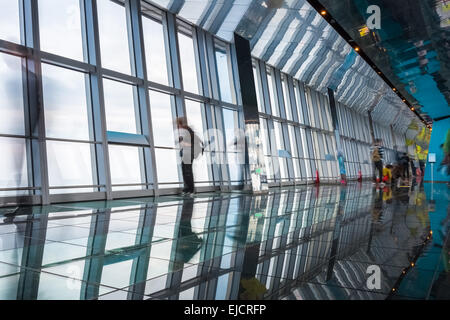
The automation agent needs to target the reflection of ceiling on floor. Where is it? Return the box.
[149,0,423,134]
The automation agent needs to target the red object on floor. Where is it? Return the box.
[315,170,320,184]
[358,170,362,182]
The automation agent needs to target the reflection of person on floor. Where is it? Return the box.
[399,152,410,180]
[391,163,403,186]
[382,186,392,203]
[382,164,393,184]
[372,188,383,223]
[173,198,203,266]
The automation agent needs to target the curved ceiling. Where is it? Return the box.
[148,0,424,134]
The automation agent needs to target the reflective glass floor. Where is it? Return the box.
[0,182,449,300]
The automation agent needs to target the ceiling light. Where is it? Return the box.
[354,47,360,52]
[321,10,327,15]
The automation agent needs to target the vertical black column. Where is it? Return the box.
[233,33,268,193]
[367,110,376,143]
[234,34,259,123]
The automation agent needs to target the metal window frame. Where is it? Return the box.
[0,0,252,206]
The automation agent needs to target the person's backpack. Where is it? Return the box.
[372,147,381,162]
[192,133,204,159]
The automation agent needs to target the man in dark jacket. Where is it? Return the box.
[370,139,384,184]
[177,117,195,195]
[399,152,410,180]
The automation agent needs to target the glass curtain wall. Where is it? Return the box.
[373,122,404,165]
[0,0,410,204]
[252,57,407,182]
[253,58,339,185]
[335,102,373,179]
[0,0,242,204]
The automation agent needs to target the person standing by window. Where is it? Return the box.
[370,139,384,186]
[176,117,204,195]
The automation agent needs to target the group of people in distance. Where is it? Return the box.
[371,138,417,187]
[179,119,424,195]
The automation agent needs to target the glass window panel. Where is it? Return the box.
[149,90,175,147]
[321,95,330,130]
[178,32,199,94]
[288,125,298,157]
[215,47,234,103]
[185,100,205,140]
[222,108,237,150]
[281,77,292,120]
[253,65,263,113]
[47,141,94,192]
[300,128,309,158]
[313,93,322,128]
[293,83,300,122]
[267,71,278,117]
[295,127,304,158]
[299,157,307,179]
[265,156,274,180]
[0,53,24,135]
[38,0,84,61]
[305,130,315,159]
[193,152,210,183]
[97,0,132,74]
[228,152,244,184]
[0,0,21,44]
[260,118,270,155]
[316,94,325,129]
[109,145,143,189]
[0,137,27,195]
[293,159,300,179]
[155,148,179,186]
[295,82,306,124]
[142,16,169,85]
[301,90,310,126]
[103,79,138,134]
[274,121,285,151]
[42,63,90,140]
[279,157,287,179]
[318,133,326,158]
[306,90,316,127]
